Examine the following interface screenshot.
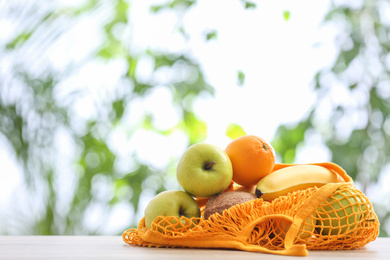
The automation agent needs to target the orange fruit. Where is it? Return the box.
[225,135,275,186]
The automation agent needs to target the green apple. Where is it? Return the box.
[176,143,233,198]
[144,190,201,230]
[297,213,317,240]
[316,190,362,236]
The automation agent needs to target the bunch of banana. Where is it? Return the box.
[255,165,345,201]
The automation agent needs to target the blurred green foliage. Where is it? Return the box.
[283,10,291,21]
[272,1,390,236]
[226,124,247,140]
[0,0,212,234]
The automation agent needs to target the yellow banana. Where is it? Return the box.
[255,165,344,201]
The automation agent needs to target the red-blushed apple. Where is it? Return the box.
[176,143,233,198]
[144,190,201,230]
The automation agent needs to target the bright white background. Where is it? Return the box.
[129,0,336,154]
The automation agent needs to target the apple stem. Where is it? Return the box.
[204,161,216,170]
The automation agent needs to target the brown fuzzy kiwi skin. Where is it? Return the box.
[204,191,257,220]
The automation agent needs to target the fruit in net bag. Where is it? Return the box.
[203,191,257,220]
[316,189,365,236]
[144,190,201,230]
[255,164,344,201]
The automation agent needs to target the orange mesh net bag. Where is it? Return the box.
[122,163,379,256]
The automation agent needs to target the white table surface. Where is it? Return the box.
[0,236,389,259]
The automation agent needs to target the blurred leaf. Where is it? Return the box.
[97,38,126,58]
[349,83,358,90]
[332,43,361,74]
[153,52,179,69]
[283,10,291,21]
[126,56,138,79]
[133,82,153,95]
[370,87,390,113]
[313,71,321,90]
[150,5,163,13]
[120,165,149,213]
[6,32,33,49]
[237,70,245,86]
[70,0,100,16]
[150,0,196,13]
[104,0,129,33]
[142,114,154,130]
[241,0,256,9]
[181,110,207,145]
[205,30,217,41]
[226,124,246,140]
[112,99,125,122]
[272,115,312,163]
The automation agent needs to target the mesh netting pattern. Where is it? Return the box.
[123,182,379,256]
